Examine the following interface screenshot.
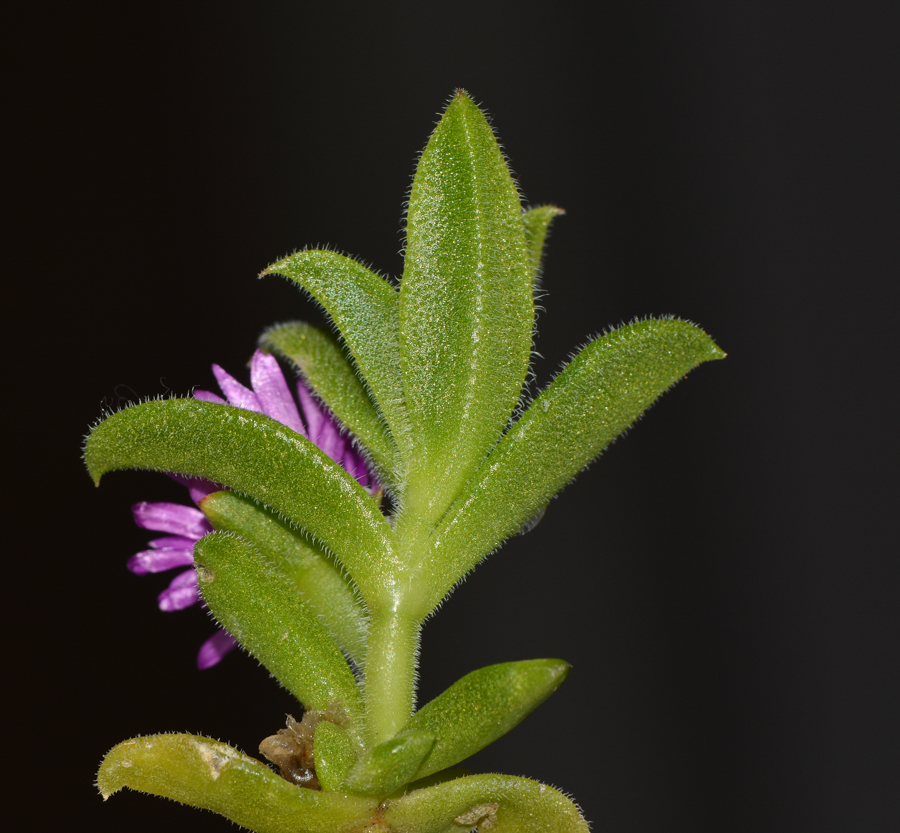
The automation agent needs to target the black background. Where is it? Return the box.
[6,3,899,831]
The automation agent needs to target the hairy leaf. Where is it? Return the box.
[261,250,408,445]
[399,90,533,518]
[386,773,589,833]
[200,491,366,664]
[262,322,398,485]
[403,659,569,779]
[84,399,395,602]
[313,721,357,792]
[194,533,364,728]
[98,734,376,833]
[418,318,725,612]
[344,730,435,797]
[522,205,564,281]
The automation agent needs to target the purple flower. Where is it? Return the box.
[127,349,377,668]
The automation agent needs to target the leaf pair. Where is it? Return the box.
[96,656,574,826]
[98,735,587,833]
[263,92,541,527]
[192,533,364,736]
[84,398,395,606]
[345,658,569,795]
[201,491,366,664]
[168,518,569,783]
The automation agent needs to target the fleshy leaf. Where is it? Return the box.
[344,729,435,797]
[386,773,589,833]
[98,734,377,833]
[522,205,564,281]
[262,322,398,486]
[193,533,364,731]
[402,659,570,780]
[200,491,367,664]
[417,318,725,613]
[399,90,533,519]
[84,398,394,603]
[261,250,408,446]
[314,721,358,792]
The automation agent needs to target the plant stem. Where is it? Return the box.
[364,600,421,746]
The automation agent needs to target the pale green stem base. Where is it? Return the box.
[363,606,421,745]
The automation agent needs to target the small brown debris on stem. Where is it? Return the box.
[259,704,348,790]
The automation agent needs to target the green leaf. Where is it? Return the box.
[344,730,435,797]
[194,533,364,731]
[399,90,533,518]
[262,322,398,487]
[385,773,589,833]
[313,721,358,792]
[522,205,564,281]
[84,398,394,603]
[402,659,569,780]
[200,491,367,665]
[98,734,377,833]
[417,318,725,613]
[261,250,408,446]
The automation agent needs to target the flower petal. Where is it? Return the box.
[212,364,262,412]
[168,473,224,505]
[295,381,326,441]
[158,569,200,611]
[250,350,307,436]
[296,382,345,461]
[128,544,195,575]
[147,535,197,549]
[196,629,239,669]
[132,502,212,538]
[193,389,226,405]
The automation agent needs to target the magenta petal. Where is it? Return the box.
[343,445,368,485]
[193,389,226,404]
[296,382,326,444]
[147,535,197,549]
[250,350,306,436]
[128,545,195,575]
[212,363,263,412]
[168,473,224,505]
[297,383,345,461]
[188,482,222,505]
[169,569,200,589]
[132,502,212,538]
[197,630,239,669]
[319,418,346,462]
[158,569,200,611]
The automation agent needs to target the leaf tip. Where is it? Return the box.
[544,204,566,217]
[83,438,105,487]
[96,738,137,800]
[549,658,571,681]
[259,251,295,280]
[446,87,482,119]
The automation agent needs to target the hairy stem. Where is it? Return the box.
[363,601,421,745]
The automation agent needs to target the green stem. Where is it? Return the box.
[363,599,421,746]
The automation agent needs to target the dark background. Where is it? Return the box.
[6,3,898,831]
